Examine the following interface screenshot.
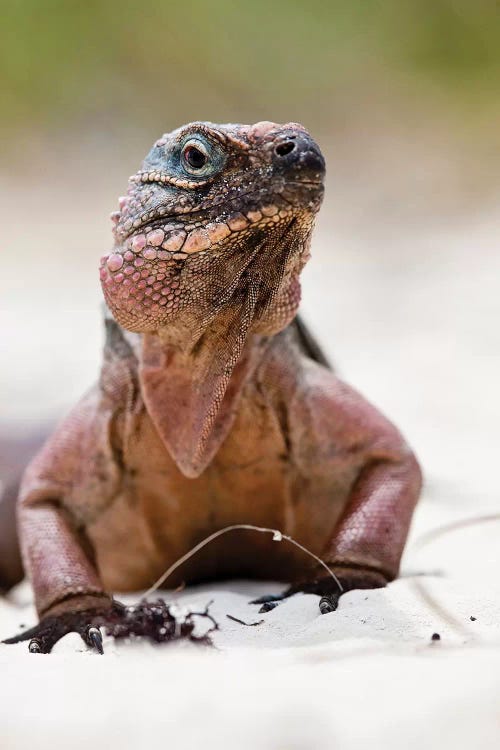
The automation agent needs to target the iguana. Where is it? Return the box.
[2,121,421,653]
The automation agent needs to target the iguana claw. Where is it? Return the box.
[258,601,281,613]
[249,594,284,606]
[318,594,340,614]
[86,626,104,654]
[249,593,286,613]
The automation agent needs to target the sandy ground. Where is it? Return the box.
[1,137,500,749]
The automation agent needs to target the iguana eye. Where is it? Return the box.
[182,139,209,172]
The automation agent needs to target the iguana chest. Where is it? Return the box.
[85,376,345,592]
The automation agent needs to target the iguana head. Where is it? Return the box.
[100,121,325,337]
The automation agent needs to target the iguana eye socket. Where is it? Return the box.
[182,139,209,172]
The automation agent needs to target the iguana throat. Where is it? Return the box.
[139,221,305,477]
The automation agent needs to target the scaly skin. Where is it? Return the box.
[3,121,421,653]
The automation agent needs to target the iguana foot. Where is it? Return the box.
[250,587,340,614]
[250,567,389,615]
[3,604,116,654]
[3,598,217,653]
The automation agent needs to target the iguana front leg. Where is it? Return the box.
[254,454,421,614]
[313,453,421,612]
[1,392,116,652]
[7,499,112,652]
[253,371,422,615]
[5,468,215,653]
[2,388,217,653]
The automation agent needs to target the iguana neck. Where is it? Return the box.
[139,292,271,478]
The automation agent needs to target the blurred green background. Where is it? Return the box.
[1,0,499,145]
[1,1,500,500]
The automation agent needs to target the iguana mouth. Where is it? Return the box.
[116,180,323,241]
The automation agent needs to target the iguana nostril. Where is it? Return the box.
[275,141,296,157]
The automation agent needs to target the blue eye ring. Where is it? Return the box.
[182,138,210,173]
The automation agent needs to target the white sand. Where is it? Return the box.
[2,516,500,750]
[1,141,500,749]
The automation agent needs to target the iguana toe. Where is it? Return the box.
[85,625,104,654]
